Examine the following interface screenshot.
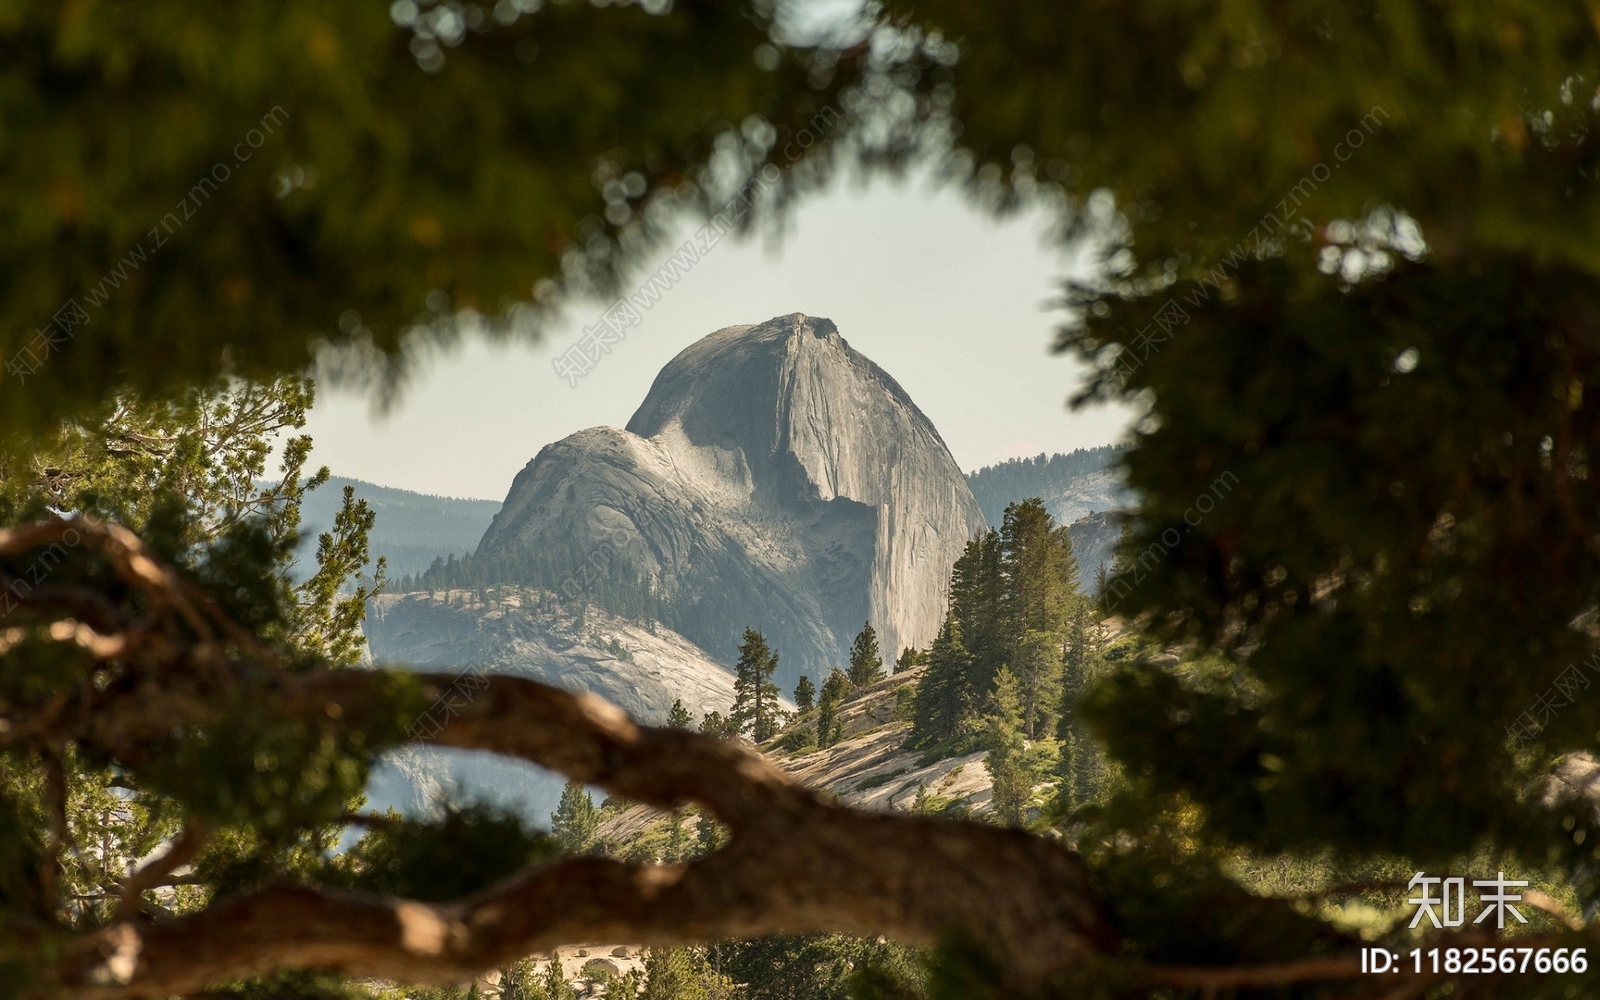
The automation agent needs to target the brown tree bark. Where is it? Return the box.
[1,519,1121,995]
[5,520,1421,999]
[48,671,1115,996]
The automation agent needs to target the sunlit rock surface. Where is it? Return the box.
[365,590,740,723]
[479,313,988,685]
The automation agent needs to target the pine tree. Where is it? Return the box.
[815,696,838,751]
[695,811,726,855]
[1053,598,1105,811]
[666,698,693,731]
[948,530,1006,692]
[641,946,740,1000]
[698,710,735,740]
[543,953,577,1000]
[619,968,646,998]
[984,668,1032,828]
[908,614,975,750]
[792,675,815,714]
[998,500,1080,738]
[999,499,1078,641]
[666,812,689,862]
[911,501,1083,752]
[550,781,600,855]
[641,947,708,1000]
[912,783,930,814]
[847,621,885,687]
[895,646,928,672]
[1012,631,1064,741]
[500,957,544,1000]
[729,627,782,743]
[816,669,851,748]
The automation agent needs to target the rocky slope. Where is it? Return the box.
[477,314,988,686]
[1066,509,1122,595]
[597,668,1002,849]
[364,588,740,724]
[363,587,747,823]
[776,670,996,817]
[1041,468,1130,528]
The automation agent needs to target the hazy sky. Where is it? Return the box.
[302,172,1135,501]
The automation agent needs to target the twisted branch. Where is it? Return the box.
[115,822,211,922]
[0,520,1482,999]
[50,672,1116,996]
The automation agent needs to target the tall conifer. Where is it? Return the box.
[847,622,885,687]
[817,669,851,747]
[730,627,782,743]
[550,781,600,855]
[908,614,975,749]
[985,668,1032,827]
[666,698,693,731]
[792,675,815,714]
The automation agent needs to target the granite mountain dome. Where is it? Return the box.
[477,313,987,685]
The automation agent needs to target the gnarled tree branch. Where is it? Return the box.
[115,822,210,922]
[1,521,1396,998]
[50,672,1117,997]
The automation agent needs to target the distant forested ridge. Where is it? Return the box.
[296,476,500,580]
[965,445,1127,528]
[393,538,675,627]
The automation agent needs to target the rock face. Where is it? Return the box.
[966,447,1129,530]
[1066,510,1123,595]
[1036,468,1129,528]
[363,589,740,724]
[479,314,987,684]
[361,589,747,824]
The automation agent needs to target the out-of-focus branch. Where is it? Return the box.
[45,669,1116,996]
[0,522,1118,995]
[0,519,1388,999]
[115,822,210,922]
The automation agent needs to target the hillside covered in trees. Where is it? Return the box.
[297,477,500,580]
[965,446,1127,528]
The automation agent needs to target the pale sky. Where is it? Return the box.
[302,171,1135,501]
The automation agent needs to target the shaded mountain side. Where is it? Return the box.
[965,446,1130,529]
[365,745,567,830]
[363,588,742,724]
[1066,510,1122,596]
[360,587,751,827]
[459,314,988,688]
[296,475,500,580]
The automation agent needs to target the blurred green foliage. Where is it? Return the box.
[0,377,434,990]
[334,804,558,902]
[0,0,890,442]
[10,0,1600,996]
